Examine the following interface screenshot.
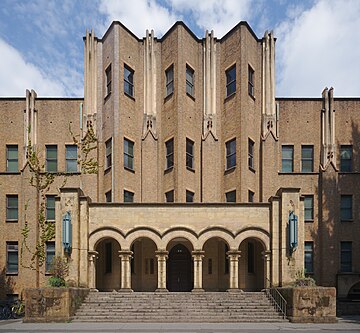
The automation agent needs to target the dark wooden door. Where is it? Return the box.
[167,244,192,291]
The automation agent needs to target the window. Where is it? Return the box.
[6,242,18,274]
[46,145,57,172]
[226,190,236,203]
[248,139,254,170]
[340,145,352,172]
[282,145,293,172]
[6,145,18,172]
[165,190,174,203]
[165,139,174,169]
[340,241,352,272]
[248,65,254,97]
[105,64,112,96]
[208,258,213,275]
[105,242,112,273]
[304,195,314,222]
[301,145,314,172]
[224,244,229,274]
[105,190,112,203]
[186,190,194,203]
[248,242,254,273]
[186,138,194,169]
[226,65,236,97]
[145,258,155,275]
[105,138,112,169]
[46,196,55,222]
[226,138,236,169]
[186,65,194,97]
[248,190,254,203]
[304,242,314,274]
[66,145,78,173]
[165,65,174,97]
[341,195,353,221]
[124,190,134,203]
[124,64,134,97]
[45,242,55,273]
[124,138,134,170]
[6,195,18,222]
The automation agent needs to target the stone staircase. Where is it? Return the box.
[72,291,287,322]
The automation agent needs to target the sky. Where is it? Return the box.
[0,0,359,98]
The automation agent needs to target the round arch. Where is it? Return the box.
[198,229,235,250]
[162,228,198,250]
[124,228,162,250]
[89,228,124,250]
[235,228,270,250]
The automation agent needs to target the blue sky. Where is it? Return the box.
[0,0,359,97]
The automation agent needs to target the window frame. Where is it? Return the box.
[45,241,55,273]
[165,138,174,170]
[340,241,352,273]
[304,241,314,274]
[124,64,134,97]
[65,145,78,173]
[248,65,255,98]
[105,64,112,97]
[340,195,353,221]
[301,145,314,173]
[248,190,255,203]
[105,190,112,203]
[124,190,134,203]
[186,138,194,170]
[46,145,58,173]
[340,145,352,172]
[304,195,314,222]
[6,145,18,172]
[248,138,255,170]
[281,145,294,173]
[225,64,236,97]
[165,190,174,203]
[46,195,56,222]
[165,65,174,97]
[186,190,194,203]
[225,138,236,170]
[186,65,194,97]
[124,138,134,171]
[6,242,18,274]
[105,138,112,170]
[6,195,18,222]
[226,190,236,203]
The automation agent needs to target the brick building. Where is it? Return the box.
[0,21,359,301]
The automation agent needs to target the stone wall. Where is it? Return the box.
[279,287,336,323]
[24,288,89,323]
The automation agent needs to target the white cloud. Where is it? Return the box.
[276,0,360,97]
[0,38,65,97]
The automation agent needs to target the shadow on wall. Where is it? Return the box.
[0,267,15,300]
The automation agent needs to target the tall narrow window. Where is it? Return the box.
[304,242,314,274]
[165,139,174,169]
[105,190,112,203]
[340,195,353,221]
[248,139,254,170]
[282,145,293,172]
[304,195,314,222]
[124,138,134,170]
[6,242,18,274]
[46,195,56,222]
[226,138,236,169]
[301,145,314,172]
[124,64,134,97]
[6,145,18,172]
[186,138,194,169]
[248,190,255,203]
[186,65,194,97]
[6,195,18,222]
[248,242,254,273]
[340,241,352,272]
[226,190,236,203]
[186,190,194,203]
[165,65,174,97]
[45,242,55,273]
[226,65,236,97]
[105,138,112,169]
[46,145,57,172]
[165,190,174,203]
[105,64,112,96]
[124,190,134,203]
[66,145,78,173]
[248,65,254,97]
[105,242,112,273]
[340,145,352,172]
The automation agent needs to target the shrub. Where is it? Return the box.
[48,255,69,287]
[292,269,316,287]
[48,276,66,287]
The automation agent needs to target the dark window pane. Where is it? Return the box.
[282,146,293,172]
[226,65,236,97]
[304,196,314,221]
[186,190,194,203]
[124,190,134,203]
[340,241,352,272]
[226,190,236,203]
[46,242,55,272]
[7,145,18,172]
[340,146,352,172]
[46,196,56,221]
[341,195,352,220]
[165,190,174,203]
[6,195,18,221]
[304,242,313,273]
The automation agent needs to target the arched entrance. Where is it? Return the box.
[348,281,360,299]
[203,237,229,291]
[131,237,157,291]
[95,237,121,291]
[167,243,192,291]
[239,238,265,291]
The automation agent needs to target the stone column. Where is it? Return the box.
[227,250,241,291]
[155,250,168,291]
[88,251,98,290]
[192,250,205,292]
[119,250,133,292]
[262,250,271,288]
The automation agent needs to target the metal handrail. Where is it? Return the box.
[264,278,287,319]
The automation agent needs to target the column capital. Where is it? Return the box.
[155,250,169,258]
[192,250,205,259]
[88,250,98,261]
[227,250,241,258]
[118,250,133,258]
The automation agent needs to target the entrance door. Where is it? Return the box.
[167,244,192,291]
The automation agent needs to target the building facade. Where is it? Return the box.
[0,21,359,300]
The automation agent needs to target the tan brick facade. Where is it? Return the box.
[0,21,359,300]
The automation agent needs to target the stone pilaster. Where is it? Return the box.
[227,250,241,291]
[192,250,205,292]
[155,250,168,291]
[88,251,98,290]
[119,250,133,292]
[262,250,271,288]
